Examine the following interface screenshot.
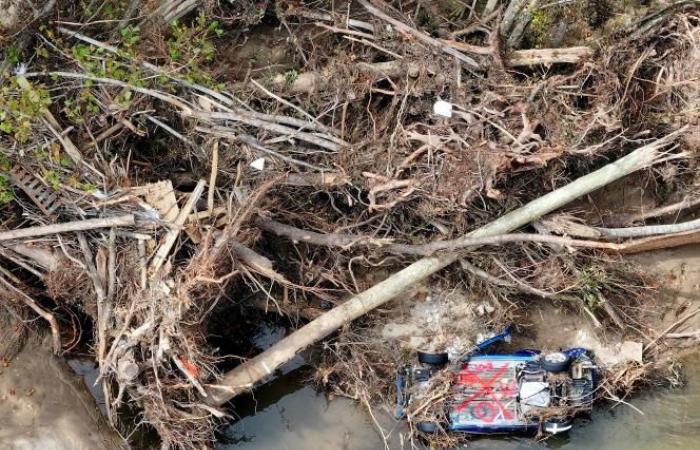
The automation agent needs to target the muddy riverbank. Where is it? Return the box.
[0,341,122,450]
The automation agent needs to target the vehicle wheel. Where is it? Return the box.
[417,421,439,433]
[542,352,571,372]
[543,418,573,434]
[417,351,449,366]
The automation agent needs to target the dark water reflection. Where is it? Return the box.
[217,358,700,450]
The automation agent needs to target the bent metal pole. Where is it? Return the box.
[206,130,683,406]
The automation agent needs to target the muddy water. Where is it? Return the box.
[217,358,700,450]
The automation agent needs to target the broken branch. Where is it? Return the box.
[357,0,480,70]
[150,180,206,274]
[0,215,136,242]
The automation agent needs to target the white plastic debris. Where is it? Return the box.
[13,63,28,75]
[520,381,551,407]
[433,99,453,118]
[250,157,266,171]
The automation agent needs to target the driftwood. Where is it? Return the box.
[507,47,594,67]
[596,217,700,238]
[0,215,135,242]
[205,131,683,406]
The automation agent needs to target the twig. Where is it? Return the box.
[287,9,376,33]
[644,309,700,351]
[343,36,405,60]
[16,76,84,165]
[315,22,376,40]
[235,133,329,172]
[199,112,341,151]
[257,218,392,248]
[107,228,116,303]
[249,79,336,134]
[257,218,633,255]
[76,233,108,367]
[358,0,480,70]
[0,272,61,354]
[581,304,603,328]
[0,215,135,242]
[616,229,700,254]
[138,239,147,290]
[666,330,700,338]
[24,71,195,114]
[150,180,206,274]
[2,242,63,272]
[490,256,562,298]
[602,385,645,416]
[230,242,289,285]
[207,140,219,214]
[145,114,193,146]
[611,195,700,226]
[459,259,517,288]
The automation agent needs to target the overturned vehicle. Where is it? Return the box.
[395,327,600,435]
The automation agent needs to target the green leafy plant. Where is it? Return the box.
[527,9,554,48]
[284,69,299,84]
[166,14,223,86]
[43,170,61,191]
[120,25,141,48]
[0,174,13,205]
[7,45,21,66]
[0,78,52,143]
[577,265,609,310]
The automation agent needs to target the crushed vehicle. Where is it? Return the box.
[395,326,600,435]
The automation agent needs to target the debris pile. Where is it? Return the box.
[1,1,700,448]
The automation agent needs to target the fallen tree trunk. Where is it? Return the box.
[205,131,683,405]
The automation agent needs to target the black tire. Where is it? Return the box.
[543,418,573,434]
[417,351,449,366]
[417,421,438,433]
[542,352,571,373]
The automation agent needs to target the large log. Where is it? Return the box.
[206,130,683,406]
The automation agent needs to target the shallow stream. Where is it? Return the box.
[216,358,700,450]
